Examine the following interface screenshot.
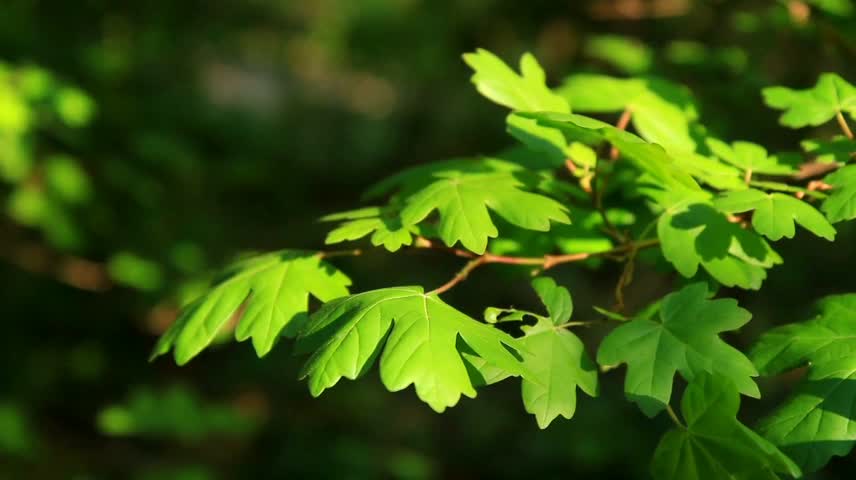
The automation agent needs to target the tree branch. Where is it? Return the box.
[429,238,660,295]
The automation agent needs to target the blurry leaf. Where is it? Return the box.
[297,286,530,412]
[44,155,92,205]
[672,153,745,190]
[54,87,95,127]
[151,250,351,363]
[0,403,36,456]
[97,386,259,441]
[108,252,164,292]
[597,283,759,416]
[584,35,652,74]
[706,138,796,175]
[802,136,856,163]
[650,374,801,480]
[713,189,835,240]
[0,81,31,133]
[763,73,856,128]
[751,294,856,472]
[7,185,47,226]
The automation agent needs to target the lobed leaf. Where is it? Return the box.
[151,250,351,363]
[751,294,856,472]
[763,73,856,128]
[297,287,531,413]
[651,374,801,480]
[597,283,759,416]
[713,189,835,241]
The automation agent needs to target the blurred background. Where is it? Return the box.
[1,0,855,478]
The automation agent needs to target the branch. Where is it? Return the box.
[837,111,854,140]
[429,238,660,295]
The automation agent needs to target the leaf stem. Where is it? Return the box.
[665,404,685,429]
[837,111,854,139]
[319,248,363,259]
[609,109,633,160]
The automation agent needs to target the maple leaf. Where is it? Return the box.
[296,286,531,413]
[651,374,801,480]
[151,250,351,363]
[558,74,699,153]
[657,200,782,290]
[713,189,835,241]
[705,138,797,176]
[481,277,598,428]
[763,73,856,128]
[597,283,759,416]
[822,164,856,223]
[751,294,856,472]
[321,206,416,252]
[399,167,570,254]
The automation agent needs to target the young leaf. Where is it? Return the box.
[463,49,569,113]
[481,278,598,428]
[463,49,571,166]
[526,112,702,199]
[705,138,796,176]
[597,283,759,416]
[672,153,746,191]
[657,200,782,290]
[713,189,836,241]
[822,164,856,222]
[650,374,801,480]
[763,73,856,128]
[297,287,530,413]
[558,74,699,153]
[751,294,856,472]
[321,207,416,252]
[400,168,570,254]
[151,251,352,363]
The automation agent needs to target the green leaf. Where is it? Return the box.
[583,35,652,75]
[651,374,801,480]
[657,200,782,290]
[763,73,856,128]
[480,278,597,428]
[297,287,529,413]
[463,49,569,113]
[526,112,702,201]
[597,283,759,416]
[519,317,598,428]
[822,164,856,222]
[751,294,856,472]
[400,167,570,254]
[713,189,836,241]
[530,277,573,325]
[506,112,570,166]
[672,153,746,191]
[705,139,796,176]
[151,250,351,363]
[322,207,416,252]
[802,136,856,164]
[558,74,699,153]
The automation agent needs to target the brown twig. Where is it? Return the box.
[429,238,660,295]
[837,111,854,140]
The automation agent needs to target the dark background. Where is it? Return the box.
[1,0,855,478]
